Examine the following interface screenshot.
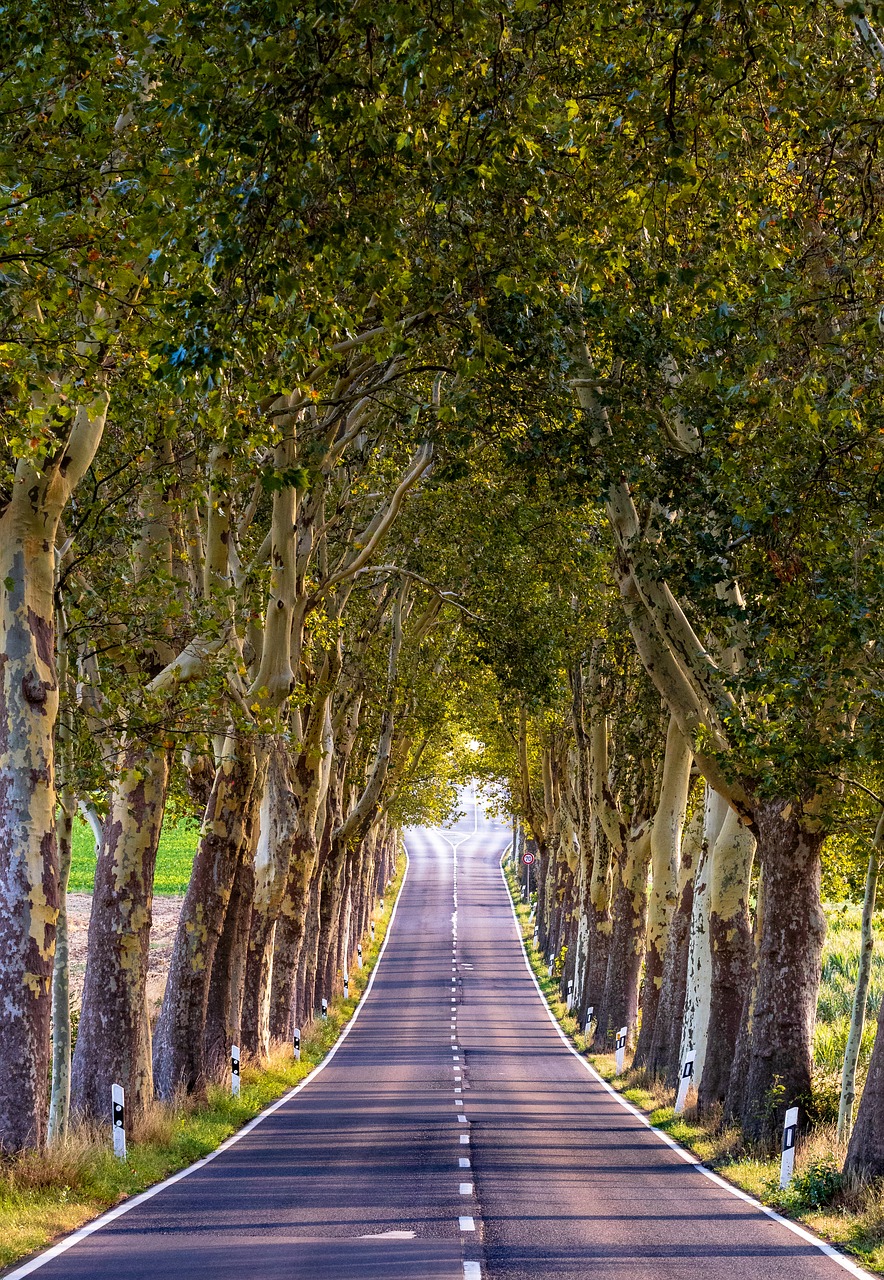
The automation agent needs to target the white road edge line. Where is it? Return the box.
[4,855,412,1280]
[498,853,876,1280]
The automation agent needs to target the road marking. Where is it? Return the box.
[498,854,876,1280]
[460,1133,470,1144]
[455,1100,463,1107]
[460,1182,473,1195]
[458,1114,468,1123]
[453,1054,460,1060]
[463,1263,481,1280]
[360,1230,416,1239]
[459,1156,471,1168]
[455,1087,462,1093]
[459,1216,476,1231]
[4,856,414,1280]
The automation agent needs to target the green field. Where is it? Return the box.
[69,815,199,895]
[814,904,884,1104]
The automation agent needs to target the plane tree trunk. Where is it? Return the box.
[153,737,260,1097]
[0,394,108,1150]
[71,744,172,1121]
[736,800,826,1145]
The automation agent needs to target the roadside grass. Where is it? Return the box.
[502,858,884,1276]
[0,853,406,1274]
[69,815,199,895]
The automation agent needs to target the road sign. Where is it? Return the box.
[522,851,536,865]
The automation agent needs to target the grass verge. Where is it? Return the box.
[501,856,884,1276]
[0,851,407,1275]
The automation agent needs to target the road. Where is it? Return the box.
[10,806,867,1280]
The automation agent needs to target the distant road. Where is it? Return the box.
[12,808,867,1280]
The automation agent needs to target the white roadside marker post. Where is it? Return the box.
[321,996,328,1020]
[370,920,376,941]
[111,1083,126,1160]
[674,1050,697,1115]
[615,1026,628,1074]
[380,897,385,913]
[780,1106,799,1188]
[343,972,350,999]
[584,1007,594,1038]
[566,980,574,1011]
[547,954,554,977]
[294,1027,301,1062]
[357,943,363,969]
[231,1045,241,1096]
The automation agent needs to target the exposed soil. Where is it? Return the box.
[66,894,184,1017]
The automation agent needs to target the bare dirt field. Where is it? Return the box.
[66,894,184,1016]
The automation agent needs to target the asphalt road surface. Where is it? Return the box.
[11,804,868,1280]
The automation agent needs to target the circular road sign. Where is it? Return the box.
[522,851,536,866]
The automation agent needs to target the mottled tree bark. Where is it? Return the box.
[738,801,826,1145]
[698,809,755,1111]
[269,834,319,1041]
[647,807,702,1084]
[48,792,75,1141]
[0,393,107,1150]
[153,737,259,1098]
[241,746,298,1057]
[72,745,172,1121]
[596,825,652,1046]
[635,718,692,1068]
[204,845,255,1078]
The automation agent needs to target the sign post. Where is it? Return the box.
[294,1027,301,1062]
[780,1106,799,1188]
[615,1026,628,1074]
[343,972,350,999]
[231,1045,240,1097]
[566,980,574,1011]
[522,849,535,902]
[321,996,328,1020]
[111,1083,126,1160]
[584,1007,594,1039]
[674,1050,697,1115]
[357,943,363,969]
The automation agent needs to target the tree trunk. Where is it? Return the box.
[0,394,107,1151]
[153,737,259,1098]
[596,825,652,1047]
[698,809,755,1110]
[48,793,75,1142]
[648,806,703,1084]
[71,745,172,1121]
[840,811,884,1147]
[204,844,255,1078]
[635,718,692,1068]
[269,834,319,1040]
[679,786,726,1084]
[241,746,298,1057]
[738,800,826,1145]
[0,535,61,1152]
